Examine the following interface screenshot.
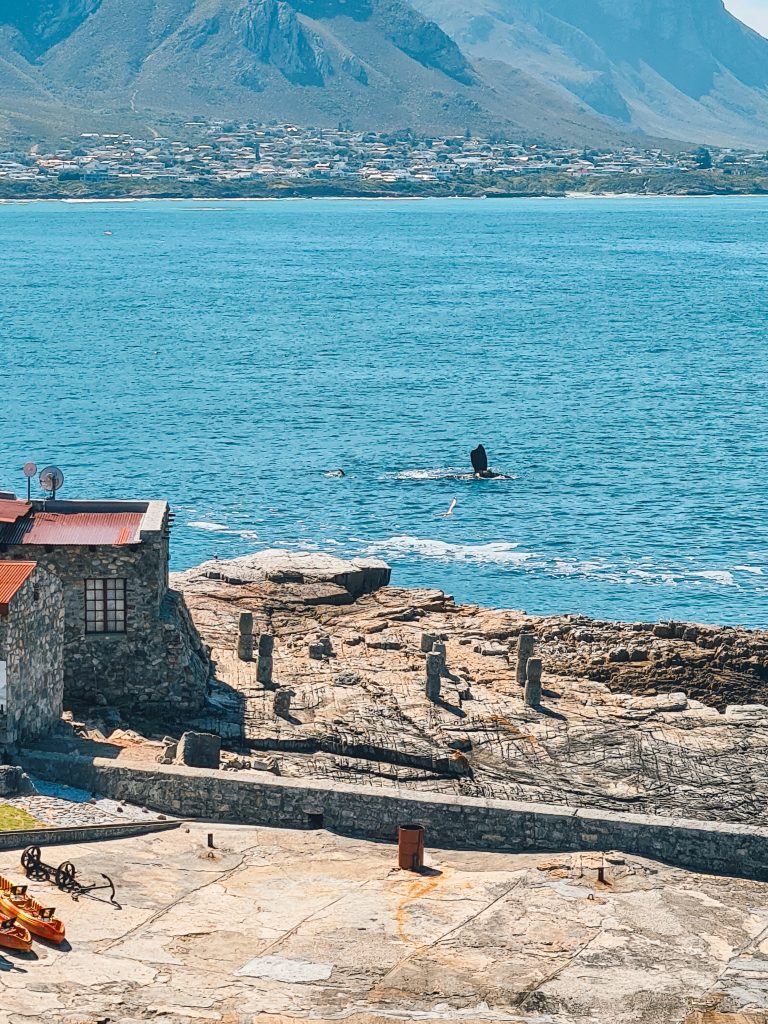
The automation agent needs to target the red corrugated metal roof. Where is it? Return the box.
[2,511,143,546]
[0,500,30,524]
[0,561,37,615]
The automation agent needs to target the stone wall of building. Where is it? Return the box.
[0,567,63,744]
[0,527,208,714]
[21,751,768,882]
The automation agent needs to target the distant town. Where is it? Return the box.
[1,122,767,198]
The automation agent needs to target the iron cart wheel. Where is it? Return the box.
[55,861,76,889]
[20,846,41,873]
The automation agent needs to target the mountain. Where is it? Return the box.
[412,0,768,146]
[0,0,629,143]
[1,0,767,146]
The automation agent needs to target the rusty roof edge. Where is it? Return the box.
[0,561,37,616]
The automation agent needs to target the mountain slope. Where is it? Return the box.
[0,0,640,142]
[413,0,768,146]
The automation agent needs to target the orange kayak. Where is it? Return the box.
[0,914,32,952]
[0,876,65,944]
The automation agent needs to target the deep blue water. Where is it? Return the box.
[2,196,768,626]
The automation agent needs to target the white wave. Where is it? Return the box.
[734,565,765,575]
[686,570,737,587]
[188,521,259,540]
[366,535,535,566]
[366,535,749,590]
[385,468,469,481]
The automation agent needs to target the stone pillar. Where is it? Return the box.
[257,634,274,687]
[525,658,542,708]
[426,652,443,702]
[515,632,536,687]
[420,632,436,653]
[274,688,293,717]
[237,612,254,661]
[432,642,447,673]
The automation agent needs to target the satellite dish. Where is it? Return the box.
[39,466,65,499]
[22,461,38,502]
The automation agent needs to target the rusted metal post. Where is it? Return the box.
[237,612,254,661]
[398,824,425,871]
[524,658,542,707]
[516,632,535,687]
[207,833,214,849]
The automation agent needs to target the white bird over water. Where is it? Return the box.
[439,497,458,518]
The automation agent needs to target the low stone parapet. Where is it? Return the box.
[0,816,183,852]
[19,750,768,882]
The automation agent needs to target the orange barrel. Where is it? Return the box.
[398,824,425,871]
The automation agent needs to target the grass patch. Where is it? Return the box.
[0,804,43,831]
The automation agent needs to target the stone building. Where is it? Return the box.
[0,560,64,744]
[0,498,208,714]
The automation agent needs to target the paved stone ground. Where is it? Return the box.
[0,823,767,1024]
[3,779,163,828]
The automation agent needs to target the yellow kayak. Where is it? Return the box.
[0,876,65,944]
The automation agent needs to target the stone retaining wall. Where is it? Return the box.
[0,817,182,852]
[21,751,768,881]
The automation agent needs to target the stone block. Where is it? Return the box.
[176,731,221,770]
[257,634,274,685]
[0,766,28,796]
[515,633,536,687]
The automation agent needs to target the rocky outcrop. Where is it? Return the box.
[415,0,768,146]
[174,550,391,607]
[381,0,473,83]
[163,553,768,826]
[236,0,332,85]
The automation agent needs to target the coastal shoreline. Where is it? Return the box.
[1,191,767,205]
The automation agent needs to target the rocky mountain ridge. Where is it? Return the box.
[414,0,768,145]
[1,0,767,145]
[0,0,628,141]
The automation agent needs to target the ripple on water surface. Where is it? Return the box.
[1,197,767,626]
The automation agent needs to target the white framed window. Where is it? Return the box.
[85,578,126,634]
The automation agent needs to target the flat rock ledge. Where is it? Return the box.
[173,550,391,606]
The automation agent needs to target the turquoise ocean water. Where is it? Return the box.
[2,196,767,626]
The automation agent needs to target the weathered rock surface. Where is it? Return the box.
[174,550,391,607]
[164,553,768,826]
